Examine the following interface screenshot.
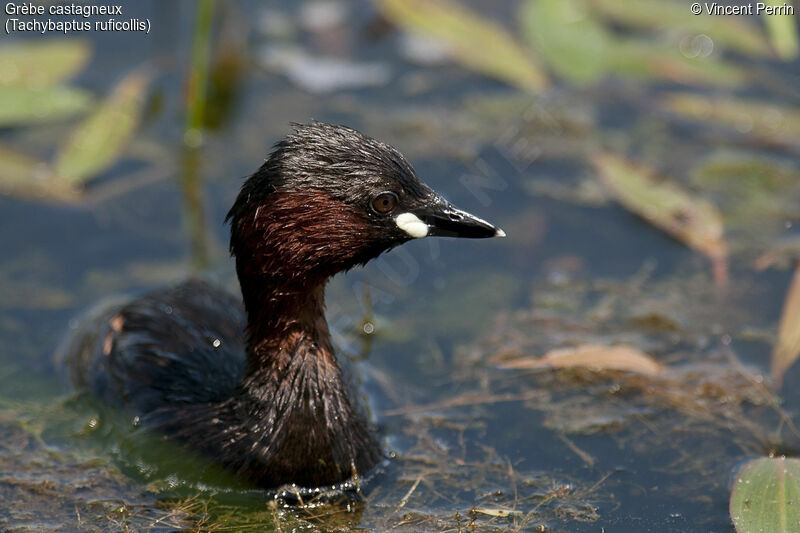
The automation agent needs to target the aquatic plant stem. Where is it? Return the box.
[185,0,214,143]
[181,0,215,271]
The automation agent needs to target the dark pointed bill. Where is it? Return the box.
[395,198,505,239]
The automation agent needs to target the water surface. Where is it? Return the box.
[1,1,799,531]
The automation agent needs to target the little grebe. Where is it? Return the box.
[62,122,503,490]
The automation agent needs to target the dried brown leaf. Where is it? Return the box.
[494,343,664,376]
[473,507,523,517]
[772,261,800,383]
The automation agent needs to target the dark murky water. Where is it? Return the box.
[2,1,800,531]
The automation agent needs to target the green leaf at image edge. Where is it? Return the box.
[772,262,800,384]
[731,456,800,533]
[763,0,799,60]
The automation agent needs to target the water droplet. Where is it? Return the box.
[362,321,375,335]
[680,34,714,58]
[184,128,203,148]
[212,338,221,348]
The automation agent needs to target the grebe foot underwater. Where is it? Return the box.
[62,122,503,490]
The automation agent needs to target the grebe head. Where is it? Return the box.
[227,122,504,284]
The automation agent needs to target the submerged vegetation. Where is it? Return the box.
[1,0,799,531]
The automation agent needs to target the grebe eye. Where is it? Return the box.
[371,191,398,214]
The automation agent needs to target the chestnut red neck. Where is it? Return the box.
[240,279,333,376]
[229,190,377,373]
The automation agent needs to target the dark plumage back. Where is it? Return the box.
[61,280,247,415]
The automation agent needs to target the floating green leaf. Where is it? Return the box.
[610,40,745,86]
[772,262,800,384]
[519,0,611,84]
[587,0,771,57]
[0,85,91,127]
[374,0,549,91]
[592,151,729,285]
[690,151,800,249]
[520,0,745,87]
[692,151,800,193]
[0,40,91,88]
[731,456,800,533]
[662,93,800,149]
[54,70,150,185]
[763,0,799,60]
